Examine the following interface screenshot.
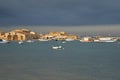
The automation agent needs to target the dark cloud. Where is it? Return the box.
[0,0,120,26]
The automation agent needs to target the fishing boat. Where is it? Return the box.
[99,39,117,42]
[95,37,117,42]
[62,41,66,44]
[18,41,24,44]
[65,38,74,41]
[26,40,34,43]
[80,37,93,42]
[52,46,64,50]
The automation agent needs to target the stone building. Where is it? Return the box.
[3,29,39,41]
[41,31,78,40]
[66,34,79,40]
[0,30,5,39]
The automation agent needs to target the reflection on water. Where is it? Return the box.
[0,41,120,80]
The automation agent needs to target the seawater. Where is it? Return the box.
[0,41,120,80]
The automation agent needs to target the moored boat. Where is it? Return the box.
[95,37,117,42]
[52,46,64,50]
[26,40,34,43]
[0,39,9,43]
[65,38,74,41]
[18,41,24,44]
[80,37,93,42]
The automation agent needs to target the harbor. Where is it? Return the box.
[1,0,120,79]
[0,28,120,44]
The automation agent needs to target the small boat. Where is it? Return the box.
[62,41,66,44]
[95,37,117,42]
[99,39,117,42]
[65,39,74,41]
[80,40,93,42]
[18,41,24,44]
[52,46,64,50]
[80,37,93,42]
[0,39,9,43]
[38,39,49,41]
[26,40,34,43]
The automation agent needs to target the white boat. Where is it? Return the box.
[94,39,100,42]
[96,37,117,42]
[26,40,34,43]
[99,39,117,42]
[65,39,74,41]
[52,46,64,50]
[18,41,24,44]
[62,41,66,44]
[0,39,9,43]
[80,40,93,42]
[80,37,93,42]
[38,39,49,41]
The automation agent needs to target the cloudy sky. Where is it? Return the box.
[0,0,120,26]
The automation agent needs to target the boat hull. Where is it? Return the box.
[0,39,9,43]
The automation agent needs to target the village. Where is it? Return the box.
[0,28,119,43]
[0,28,78,41]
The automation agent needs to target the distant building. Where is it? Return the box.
[80,37,93,42]
[2,29,39,41]
[66,34,79,40]
[0,29,79,41]
[40,31,78,40]
[0,30,5,39]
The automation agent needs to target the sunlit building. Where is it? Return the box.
[0,30,5,39]
[40,31,78,40]
[3,29,39,41]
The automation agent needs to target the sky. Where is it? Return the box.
[0,0,120,26]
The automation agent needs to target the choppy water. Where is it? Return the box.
[0,41,120,80]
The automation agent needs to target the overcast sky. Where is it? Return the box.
[0,0,120,26]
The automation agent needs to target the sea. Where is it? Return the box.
[0,41,120,80]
